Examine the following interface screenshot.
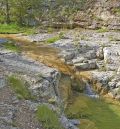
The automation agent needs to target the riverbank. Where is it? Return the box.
[0,28,120,129]
[2,28,120,99]
[0,37,81,129]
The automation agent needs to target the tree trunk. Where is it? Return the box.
[5,0,10,24]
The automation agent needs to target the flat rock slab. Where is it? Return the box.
[26,33,56,42]
[0,52,57,77]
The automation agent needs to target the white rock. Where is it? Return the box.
[74,63,89,70]
[72,57,85,64]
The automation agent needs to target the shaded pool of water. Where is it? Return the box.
[65,94,120,129]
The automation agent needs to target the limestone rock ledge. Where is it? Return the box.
[51,29,120,99]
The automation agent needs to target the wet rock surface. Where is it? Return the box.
[0,27,120,129]
[0,41,79,129]
[10,29,120,99]
[51,29,120,98]
[0,45,59,129]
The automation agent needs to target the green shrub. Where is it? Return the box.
[36,105,64,129]
[8,76,36,100]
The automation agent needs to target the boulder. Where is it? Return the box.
[85,50,97,59]
[103,46,120,71]
[59,51,75,61]
[74,63,89,70]
[74,59,96,70]
[72,57,85,64]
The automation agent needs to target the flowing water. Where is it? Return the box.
[1,35,120,129]
[0,38,7,43]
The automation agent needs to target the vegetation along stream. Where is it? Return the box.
[1,36,120,129]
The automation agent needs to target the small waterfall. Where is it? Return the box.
[83,79,99,99]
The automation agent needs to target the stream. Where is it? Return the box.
[1,36,120,129]
[0,38,7,43]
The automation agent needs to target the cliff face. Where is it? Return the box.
[74,0,120,30]
[92,0,120,29]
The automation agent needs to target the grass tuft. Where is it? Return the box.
[8,76,36,100]
[36,105,64,129]
[96,27,109,33]
[46,36,61,44]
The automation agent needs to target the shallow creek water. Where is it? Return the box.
[1,36,120,129]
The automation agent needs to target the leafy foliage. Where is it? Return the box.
[0,0,90,25]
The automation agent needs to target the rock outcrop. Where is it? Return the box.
[51,29,120,99]
[0,41,80,129]
[0,48,60,101]
[73,0,120,30]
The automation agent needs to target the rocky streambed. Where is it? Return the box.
[0,38,80,129]
[0,29,120,129]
